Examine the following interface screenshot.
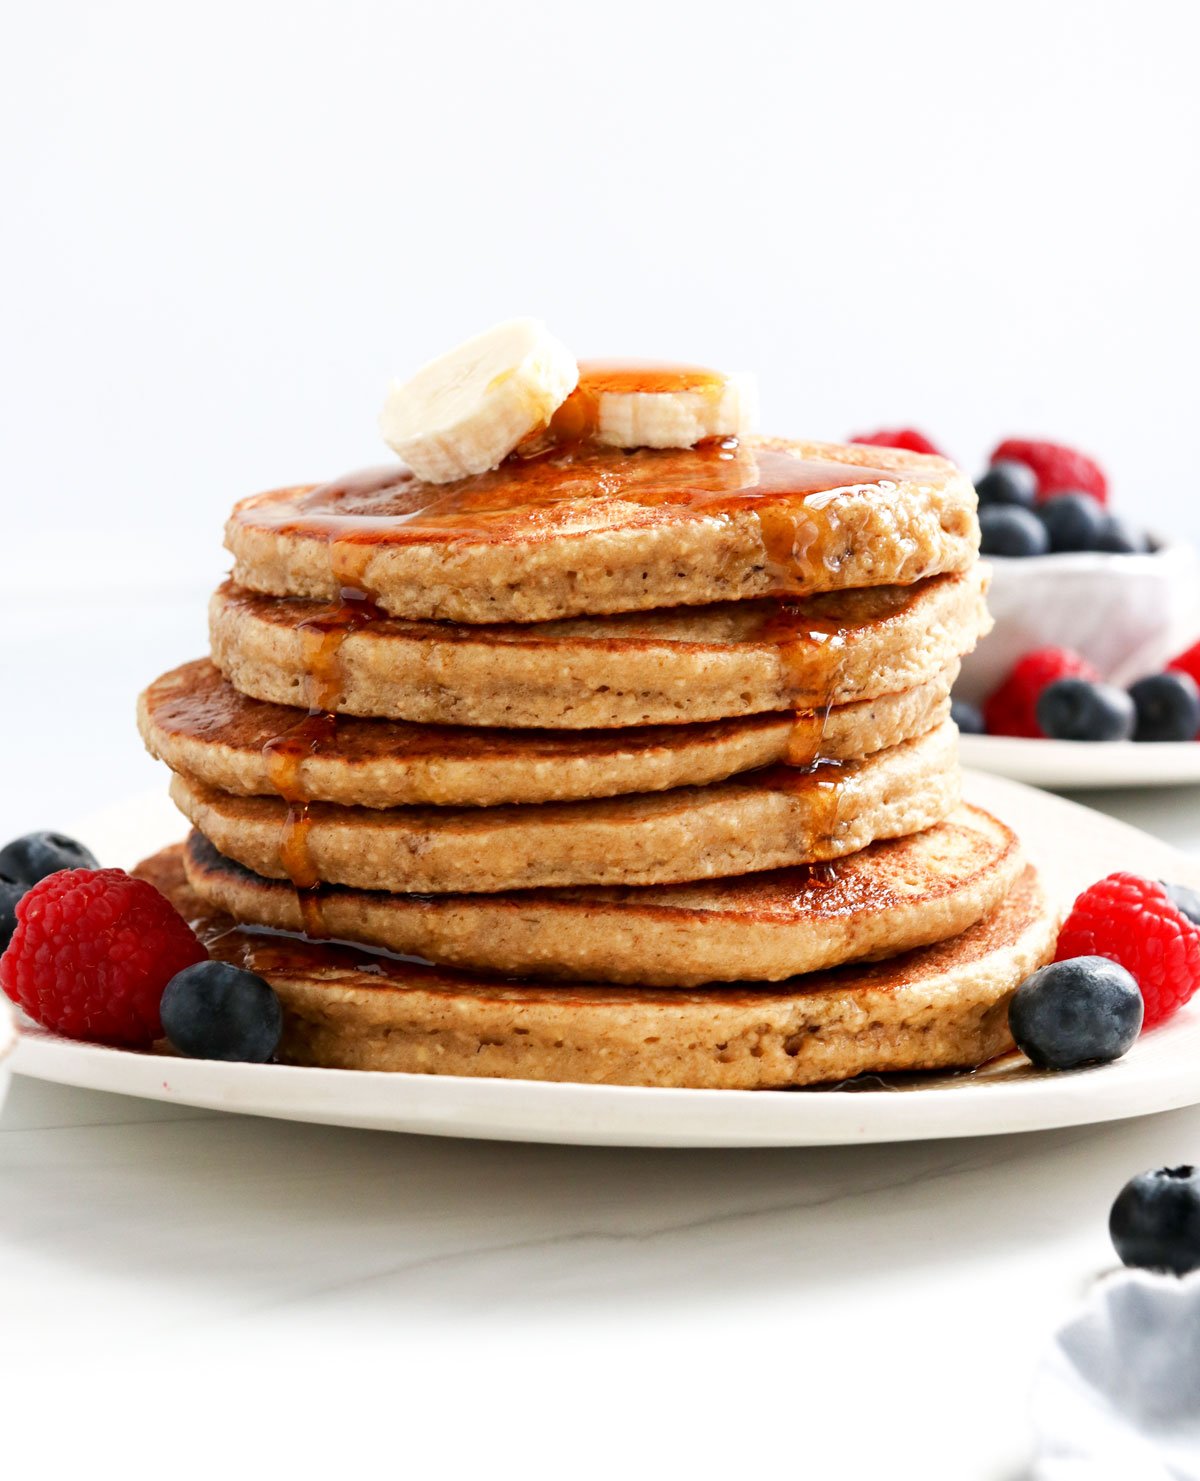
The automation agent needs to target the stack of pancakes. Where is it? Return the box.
[137,436,1057,1088]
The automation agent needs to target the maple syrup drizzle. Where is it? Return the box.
[751,597,849,882]
[519,360,728,455]
[233,401,898,909]
[756,759,847,866]
[259,587,385,936]
[240,443,898,603]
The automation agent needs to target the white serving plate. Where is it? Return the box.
[11,772,1200,1147]
[960,734,1200,790]
[0,999,14,1118]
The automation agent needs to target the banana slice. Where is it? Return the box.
[379,318,578,484]
[580,363,758,448]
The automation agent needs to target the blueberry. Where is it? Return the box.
[0,873,26,953]
[975,460,1037,509]
[0,831,98,886]
[979,505,1050,558]
[950,699,986,735]
[1037,491,1107,553]
[1095,513,1150,554]
[160,961,283,1063]
[1036,677,1135,742]
[1129,672,1200,742]
[1162,881,1200,927]
[1111,1166,1200,1276]
[1009,956,1143,1070]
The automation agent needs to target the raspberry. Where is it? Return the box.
[989,438,1108,505]
[849,428,944,457]
[983,647,1100,738]
[1055,873,1200,1028]
[0,868,206,1045]
[1168,638,1200,695]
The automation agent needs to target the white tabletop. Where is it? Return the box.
[4,590,1200,1478]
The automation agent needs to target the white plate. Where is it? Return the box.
[11,772,1200,1147]
[0,999,14,1118]
[960,733,1200,790]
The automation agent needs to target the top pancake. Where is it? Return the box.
[225,438,979,623]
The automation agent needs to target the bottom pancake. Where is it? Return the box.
[181,804,1024,986]
[138,845,1058,1089]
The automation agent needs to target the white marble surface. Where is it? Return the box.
[4,595,1200,1478]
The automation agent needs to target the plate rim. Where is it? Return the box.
[8,772,1200,1148]
[12,1010,1200,1148]
[958,732,1200,790]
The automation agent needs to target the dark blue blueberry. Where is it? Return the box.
[0,873,26,954]
[974,460,1038,509]
[1129,672,1200,742]
[0,831,99,886]
[1162,881,1200,927]
[1095,513,1151,554]
[1111,1166,1200,1276]
[950,699,986,735]
[1037,491,1107,552]
[1009,955,1143,1070]
[1036,677,1135,741]
[979,505,1049,558]
[160,961,283,1063]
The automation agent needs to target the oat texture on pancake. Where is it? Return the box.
[132,318,1050,1086]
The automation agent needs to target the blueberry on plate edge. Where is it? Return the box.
[1129,671,1200,743]
[0,831,99,886]
[1035,677,1136,742]
[1110,1166,1200,1276]
[1008,956,1143,1071]
[0,873,25,954]
[160,960,283,1064]
[1162,881,1200,927]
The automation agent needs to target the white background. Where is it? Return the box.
[5,0,1199,830]
[5,0,1200,589]
[3,5,1200,1474]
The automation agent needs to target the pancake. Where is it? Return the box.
[139,658,957,808]
[210,567,990,729]
[181,804,1024,986]
[168,720,960,893]
[224,439,977,624]
[137,845,1057,1088]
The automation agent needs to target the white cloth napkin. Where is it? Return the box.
[1032,1270,1200,1480]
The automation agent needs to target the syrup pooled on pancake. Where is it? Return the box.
[253,439,897,600]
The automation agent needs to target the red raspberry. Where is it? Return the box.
[1168,638,1200,694]
[990,438,1108,505]
[1055,873,1200,1028]
[983,647,1100,738]
[849,428,944,458]
[0,869,206,1045]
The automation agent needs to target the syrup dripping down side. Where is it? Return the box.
[260,586,384,936]
[250,442,900,605]
[753,601,850,883]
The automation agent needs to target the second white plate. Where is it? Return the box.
[959,733,1200,790]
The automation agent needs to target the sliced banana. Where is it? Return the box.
[379,318,578,484]
[583,365,758,449]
